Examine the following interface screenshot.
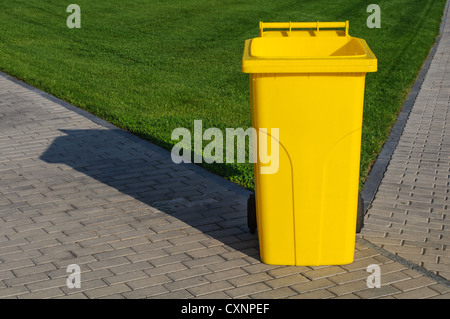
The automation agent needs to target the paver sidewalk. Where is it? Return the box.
[359,2,450,282]
[0,5,449,299]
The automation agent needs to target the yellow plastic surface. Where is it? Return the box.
[242,22,377,266]
[243,21,377,74]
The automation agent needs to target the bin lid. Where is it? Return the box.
[242,21,377,73]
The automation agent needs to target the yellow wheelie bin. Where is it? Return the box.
[242,21,377,266]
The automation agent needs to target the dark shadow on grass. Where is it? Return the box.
[40,128,259,260]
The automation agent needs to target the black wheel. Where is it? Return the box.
[247,193,257,234]
[356,192,364,233]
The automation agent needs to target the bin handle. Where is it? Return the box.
[259,21,349,37]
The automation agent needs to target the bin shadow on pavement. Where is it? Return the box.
[39,128,260,260]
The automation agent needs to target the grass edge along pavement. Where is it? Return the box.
[0,0,447,191]
[360,0,450,212]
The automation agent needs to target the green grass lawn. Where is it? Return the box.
[0,0,446,190]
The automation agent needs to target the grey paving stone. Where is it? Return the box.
[1,2,450,299]
[360,7,450,281]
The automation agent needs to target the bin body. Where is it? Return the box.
[242,22,377,266]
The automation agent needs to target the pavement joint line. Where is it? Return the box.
[0,2,449,299]
[360,0,450,214]
[357,0,450,287]
[356,237,450,288]
[0,72,253,201]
